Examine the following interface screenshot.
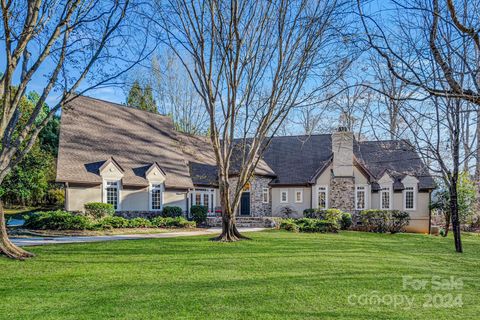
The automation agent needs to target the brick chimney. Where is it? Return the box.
[331,127,354,177]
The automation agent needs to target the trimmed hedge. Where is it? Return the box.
[162,206,183,218]
[24,211,196,230]
[280,218,339,233]
[359,209,410,233]
[128,217,152,228]
[84,202,114,219]
[191,205,208,225]
[303,208,348,230]
[24,211,92,230]
[340,213,352,230]
[279,219,299,232]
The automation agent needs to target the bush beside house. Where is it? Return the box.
[162,206,183,218]
[84,202,115,219]
[24,210,196,230]
[191,205,208,225]
[359,209,410,233]
[279,208,409,234]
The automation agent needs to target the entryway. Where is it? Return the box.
[240,192,251,216]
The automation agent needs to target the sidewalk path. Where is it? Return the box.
[11,228,268,246]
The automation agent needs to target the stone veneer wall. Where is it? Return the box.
[228,176,272,217]
[250,176,272,217]
[329,176,355,212]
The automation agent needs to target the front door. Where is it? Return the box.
[240,192,250,216]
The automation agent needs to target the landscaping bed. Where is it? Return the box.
[19,203,201,233]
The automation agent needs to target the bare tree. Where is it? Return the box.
[151,52,209,135]
[0,0,152,259]
[330,75,373,140]
[358,0,480,252]
[156,0,351,241]
[368,54,414,140]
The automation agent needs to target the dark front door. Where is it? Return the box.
[240,192,250,216]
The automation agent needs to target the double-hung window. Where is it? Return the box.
[404,186,416,210]
[150,184,163,211]
[380,186,391,209]
[355,185,366,210]
[105,181,119,210]
[280,190,288,203]
[262,188,269,203]
[317,186,328,209]
[295,190,303,203]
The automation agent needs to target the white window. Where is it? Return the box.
[317,186,328,209]
[262,188,269,203]
[404,186,416,210]
[295,190,303,203]
[355,185,367,210]
[104,181,120,210]
[189,188,215,213]
[280,190,288,203]
[380,186,391,209]
[150,184,163,211]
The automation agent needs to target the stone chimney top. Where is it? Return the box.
[331,129,354,177]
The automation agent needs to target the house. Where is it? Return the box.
[56,96,435,233]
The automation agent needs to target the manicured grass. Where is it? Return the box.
[1,231,479,319]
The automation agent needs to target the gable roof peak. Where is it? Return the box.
[146,162,167,177]
[99,156,124,173]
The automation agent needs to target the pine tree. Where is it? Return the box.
[126,81,158,113]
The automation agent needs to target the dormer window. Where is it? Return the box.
[104,181,120,210]
[150,184,163,211]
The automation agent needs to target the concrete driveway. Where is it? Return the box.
[11,228,268,246]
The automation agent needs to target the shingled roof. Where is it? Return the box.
[56,95,194,189]
[262,135,435,190]
[178,133,276,186]
[57,96,434,191]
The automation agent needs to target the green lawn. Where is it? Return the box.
[1,231,479,320]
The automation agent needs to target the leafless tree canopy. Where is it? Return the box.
[151,52,209,135]
[155,0,352,240]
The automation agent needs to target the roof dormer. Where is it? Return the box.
[146,162,166,183]
[99,157,124,179]
[378,171,394,185]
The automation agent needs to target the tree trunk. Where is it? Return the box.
[442,212,450,237]
[211,183,249,242]
[449,184,463,253]
[476,108,480,213]
[0,201,35,260]
[211,212,249,242]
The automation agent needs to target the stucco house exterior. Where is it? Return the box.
[56,96,435,233]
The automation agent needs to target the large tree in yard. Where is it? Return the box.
[0,0,151,259]
[156,0,351,241]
